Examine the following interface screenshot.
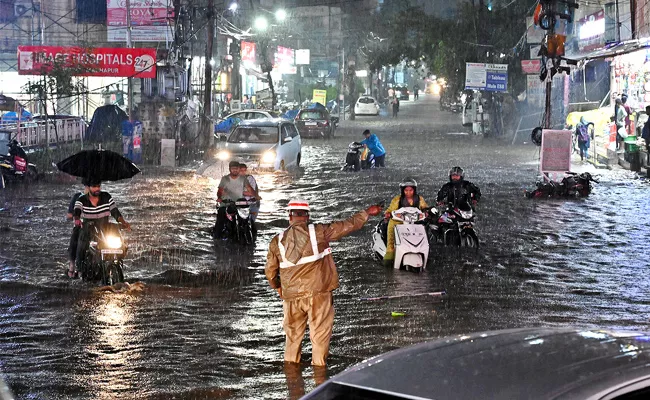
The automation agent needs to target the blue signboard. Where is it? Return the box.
[465,63,508,93]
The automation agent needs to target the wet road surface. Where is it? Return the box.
[1,95,650,399]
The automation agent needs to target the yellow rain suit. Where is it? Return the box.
[265,210,369,366]
[384,195,428,261]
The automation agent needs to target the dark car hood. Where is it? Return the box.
[322,328,650,400]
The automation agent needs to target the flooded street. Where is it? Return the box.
[2,95,650,399]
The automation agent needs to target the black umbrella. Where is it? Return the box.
[56,149,141,182]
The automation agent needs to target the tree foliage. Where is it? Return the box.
[361,1,536,96]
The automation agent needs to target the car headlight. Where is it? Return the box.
[261,151,276,164]
[216,150,231,161]
[105,235,123,249]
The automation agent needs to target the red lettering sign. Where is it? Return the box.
[17,46,157,78]
[241,41,256,64]
[521,59,541,74]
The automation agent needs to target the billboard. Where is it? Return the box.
[295,49,310,65]
[17,46,157,78]
[578,10,605,51]
[540,129,572,177]
[241,41,256,65]
[521,60,541,74]
[274,46,296,74]
[465,63,508,92]
[107,0,173,42]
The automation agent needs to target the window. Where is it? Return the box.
[77,0,106,24]
[300,111,324,120]
[358,97,375,104]
[289,124,299,138]
[281,125,293,142]
[228,127,278,144]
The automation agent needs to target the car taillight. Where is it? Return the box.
[324,121,329,126]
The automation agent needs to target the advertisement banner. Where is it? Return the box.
[578,10,605,51]
[17,46,157,78]
[465,63,508,92]
[241,41,256,64]
[530,45,542,59]
[540,129,572,177]
[312,89,327,105]
[521,60,541,74]
[274,46,296,74]
[108,26,173,42]
[526,75,544,107]
[295,49,310,65]
[107,0,172,26]
[107,0,173,42]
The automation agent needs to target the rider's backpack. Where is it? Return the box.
[577,125,590,143]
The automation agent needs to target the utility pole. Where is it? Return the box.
[126,0,134,121]
[203,0,215,146]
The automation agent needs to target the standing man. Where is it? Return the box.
[360,129,386,167]
[414,84,420,100]
[66,184,89,278]
[642,105,650,158]
[265,198,383,366]
[622,94,633,136]
[213,161,246,238]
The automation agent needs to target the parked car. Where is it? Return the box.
[354,96,380,116]
[395,85,410,100]
[216,118,301,170]
[294,107,335,139]
[215,110,280,135]
[302,327,650,399]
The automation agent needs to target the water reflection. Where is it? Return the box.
[82,292,144,398]
[283,363,328,400]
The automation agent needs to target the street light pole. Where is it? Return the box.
[126,0,134,121]
[203,0,215,146]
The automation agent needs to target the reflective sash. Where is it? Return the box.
[278,224,332,269]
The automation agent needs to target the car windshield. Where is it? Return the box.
[358,97,375,104]
[300,111,325,120]
[228,126,278,143]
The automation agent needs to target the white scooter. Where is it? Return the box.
[372,207,429,272]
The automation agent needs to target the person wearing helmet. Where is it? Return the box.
[265,198,383,366]
[436,167,481,210]
[383,178,429,264]
[73,179,131,275]
[213,161,247,239]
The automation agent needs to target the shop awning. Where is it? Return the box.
[566,38,650,64]
[245,67,268,82]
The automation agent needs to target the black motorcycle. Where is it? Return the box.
[342,142,375,172]
[0,141,38,183]
[215,198,255,245]
[525,172,598,199]
[79,222,128,286]
[427,203,479,248]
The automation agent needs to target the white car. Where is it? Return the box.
[355,96,380,116]
[216,118,301,170]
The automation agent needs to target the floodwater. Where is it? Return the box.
[1,96,649,399]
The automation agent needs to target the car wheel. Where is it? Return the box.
[280,160,285,171]
[296,153,301,166]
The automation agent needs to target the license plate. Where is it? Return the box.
[101,249,123,255]
[305,122,317,126]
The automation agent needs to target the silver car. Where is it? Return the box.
[302,327,650,399]
[216,118,301,170]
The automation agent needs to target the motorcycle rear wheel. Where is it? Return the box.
[102,262,124,286]
[444,230,461,247]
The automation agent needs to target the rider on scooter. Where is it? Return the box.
[213,160,247,239]
[436,166,481,210]
[383,178,429,265]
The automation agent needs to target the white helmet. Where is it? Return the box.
[288,198,310,212]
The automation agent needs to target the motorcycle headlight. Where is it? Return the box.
[216,150,231,161]
[261,151,276,164]
[105,235,123,249]
[238,208,250,219]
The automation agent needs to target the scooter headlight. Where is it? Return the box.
[216,150,231,161]
[261,151,276,164]
[238,208,250,219]
[105,235,123,249]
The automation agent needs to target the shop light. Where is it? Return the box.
[355,70,368,77]
[580,18,605,39]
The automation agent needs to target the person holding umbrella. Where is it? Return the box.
[73,178,131,271]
